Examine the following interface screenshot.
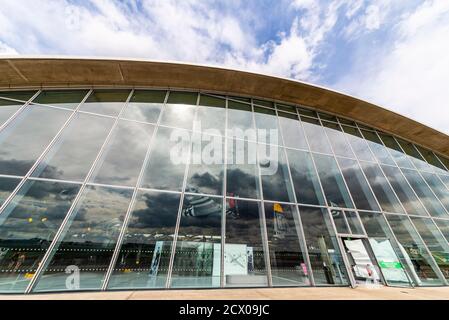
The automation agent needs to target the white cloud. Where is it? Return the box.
[336,0,449,134]
[0,41,18,55]
[365,5,381,30]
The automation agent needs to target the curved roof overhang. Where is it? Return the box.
[1,56,448,157]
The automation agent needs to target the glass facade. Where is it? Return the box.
[1,88,449,293]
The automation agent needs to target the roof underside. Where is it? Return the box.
[1,57,448,157]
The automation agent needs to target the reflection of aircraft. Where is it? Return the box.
[183,187,222,217]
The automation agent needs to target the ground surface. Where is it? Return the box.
[2,286,449,300]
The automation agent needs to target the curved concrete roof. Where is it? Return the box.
[1,56,448,157]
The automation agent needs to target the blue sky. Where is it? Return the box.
[1,0,449,134]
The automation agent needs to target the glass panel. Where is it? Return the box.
[258,146,294,203]
[339,118,357,126]
[0,105,70,176]
[224,199,268,287]
[341,125,375,162]
[186,133,224,196]
[322,122,354,158]
[360,129,395,166]
[0,180,80,293]
[330,209,350,234]
[359,212,414,286]
[318,112,338,122]
[346,211,365,235]
[440,174,449,189]
[33,186,132,292]
[195,97,226,135]
[108,190,180,290]
[80,90,130,116]
[0,98,23,127]
[0,91,36,101]
[438,156,449,171]
[286,149,325,206]
[415,146,447,173]
[386,214,443,285]
[121,90,165,123]
[411,217,449,280]
[253,99,273,109]
[401,168,447,218]
[227,100,254,141]
[31,113,114,182]
[141,127,190,191]
[297,107,317,118]
[160,103,196,130]
[396,139,431,171]
[254,107,280,145]
[359,161,405,213]
[167,91,198,105]
[421,173,449,214]
[89,121,154,187]
[337,157,380,211]
[381,165,427,216]
[278,112,308,150]
[226,139,260,199]
[171,196,222,288]
[313,154,354,208]
[0,177,20,207]
[276,103,296,113]
[299,206,348,285]
[301,117,333,154]
[32,90,89,110]
[264,203,309,286]
[378,133,414,169]
[434,219,449,243]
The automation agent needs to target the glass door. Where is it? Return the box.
[368,238,413,287]
[341,237,383,286]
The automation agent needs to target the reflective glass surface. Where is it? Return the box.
[34,186,132,292]
[224,199,268,287]
[141,126,190,191]
[1,89,449,293]
[32,113,114,182]
[385,214,443,285]
[313,154,353,208]
[226,139,260,199]
[299,206,348,285]
[90,121,155,186]
[278,112,308,150]
[301,117,333,154]
[121,90,166,123]
[108,191,180,289]
[32,90,89,109]
[79,90,130,116]
[0,180,80,293]
[0,177,21,207]
[382,165,428,216]
[186,133,224,195]
[0,98,23,127]
[0,105,71,176]
[171,195,222,288]
[286,149,325,206]
[259,146,294,203]
[264,203,309,286]
[337,157,380,211]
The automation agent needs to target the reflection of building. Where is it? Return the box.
[0,58,449,294]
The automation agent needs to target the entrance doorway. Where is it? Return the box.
[341,237,383,286]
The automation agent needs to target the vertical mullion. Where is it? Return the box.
[165,92,198,289]
[101,90,169,290]
[25,89,134,293]
[275,103,315,286]
[252,99,273,287]
[220,97,229,288]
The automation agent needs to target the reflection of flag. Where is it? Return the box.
[273,203,288,239]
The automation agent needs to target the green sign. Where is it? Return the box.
[378,261,403,269]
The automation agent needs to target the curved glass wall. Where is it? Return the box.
[1,88,449,293]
